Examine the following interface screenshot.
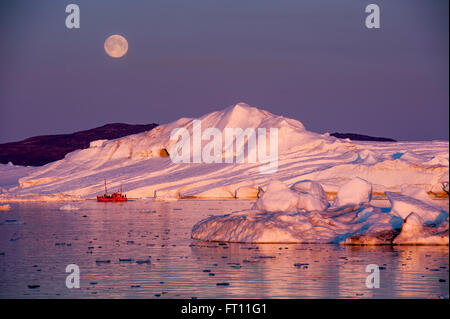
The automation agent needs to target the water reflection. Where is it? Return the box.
[0,200,447,298]
[190,242,448,298]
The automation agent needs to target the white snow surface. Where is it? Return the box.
[0,102,448,201]
[252,180,329,212]
[332,177,372,207]
[192,180,448,245]
[386,191,447,223]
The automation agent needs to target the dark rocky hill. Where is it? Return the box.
[330,132,396,142]
[0,123,158,166]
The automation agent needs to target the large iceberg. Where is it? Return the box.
[0,103,448,201]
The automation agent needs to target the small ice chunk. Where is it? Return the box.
[59,204,80,211]
[252,180,298,212]
[290,180,329,211]
[333,177,372,207]
[393,212,449,245]
[398,212,424,236]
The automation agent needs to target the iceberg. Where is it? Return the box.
[0,103,448,201]
[192,180,448,245]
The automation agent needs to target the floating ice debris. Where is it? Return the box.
[119,258,134,262]
[0,219,24,225]
[216,283,230,286]
[59,204,80,211]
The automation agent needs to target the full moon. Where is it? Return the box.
[104,34,128,58]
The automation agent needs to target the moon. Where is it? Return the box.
[104,34,128,58]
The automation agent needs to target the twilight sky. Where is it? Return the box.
[0,0,448,143]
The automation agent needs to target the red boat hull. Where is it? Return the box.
[97,180,127,202]
[97,197,128,202]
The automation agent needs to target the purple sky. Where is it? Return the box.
[0,0,448,143]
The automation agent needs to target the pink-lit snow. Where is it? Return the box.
[0,103,448,244]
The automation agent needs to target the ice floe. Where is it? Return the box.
[192,180,449,245]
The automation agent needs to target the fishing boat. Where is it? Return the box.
[97,179,127,202]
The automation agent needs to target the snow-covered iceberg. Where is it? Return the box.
[191,179,449,245]
[0,102,448,201]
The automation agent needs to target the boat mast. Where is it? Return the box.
[104,179,107,195]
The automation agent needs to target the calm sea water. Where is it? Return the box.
[0,200,448,299]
